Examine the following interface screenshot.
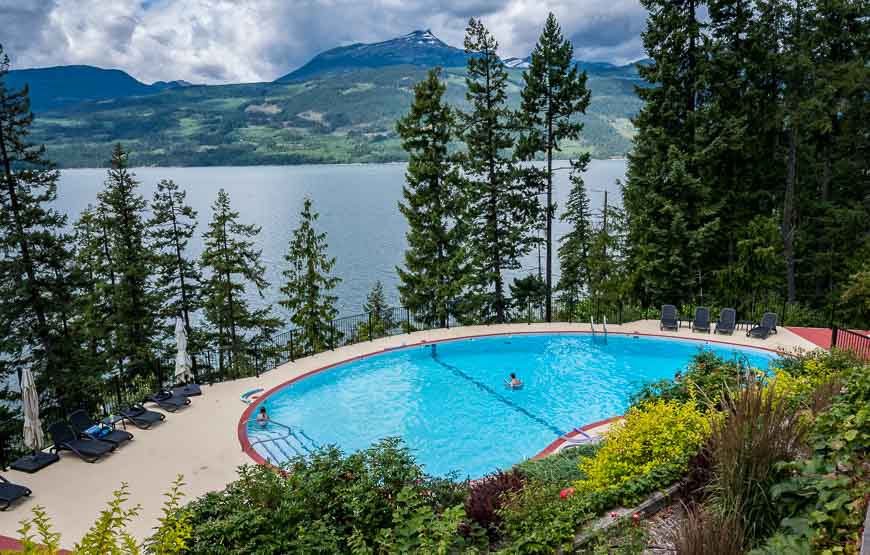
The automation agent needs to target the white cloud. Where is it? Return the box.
[2,0,647,84]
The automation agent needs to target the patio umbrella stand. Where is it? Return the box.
[9,367,59,473]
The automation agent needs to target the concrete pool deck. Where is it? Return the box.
[0,321,819,546]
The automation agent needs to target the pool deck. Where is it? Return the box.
[0,321,819,546]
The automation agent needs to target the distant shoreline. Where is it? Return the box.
[56,157,629,172]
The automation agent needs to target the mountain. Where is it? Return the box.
[276,30,469,82]
[4,65,194,111]
[6,31,645,167]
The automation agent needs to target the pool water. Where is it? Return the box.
[246,333,776,478]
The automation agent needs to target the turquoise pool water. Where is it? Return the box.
[245,333,776,478]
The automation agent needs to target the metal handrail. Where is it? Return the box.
[590,315,597,335]
[602,315,608,343]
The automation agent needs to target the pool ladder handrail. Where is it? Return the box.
[590,315,597,335]
[247,420,318,464]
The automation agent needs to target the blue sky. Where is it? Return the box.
[1,0,648,84]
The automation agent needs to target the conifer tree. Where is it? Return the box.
[557,162,593,305]
[395,68,465,327]
[358,280,392,339]
[623,0,718,307]
[201,189,279,366]
[0,45,81,395]
[460,18,541,323]
[71,205,115,377]
[280,197,340,354]
[96,144,160,376]
[149,179,201,348]
[517,12,591,321]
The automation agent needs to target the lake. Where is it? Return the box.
[56,160,627,319]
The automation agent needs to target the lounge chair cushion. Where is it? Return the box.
[0,477,31,510]
[173,383,202,397]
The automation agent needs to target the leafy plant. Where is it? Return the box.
[146,475,193,555]
[631,350,759,409]
[463,469,525,540]
[516,443,598,485]
[184,438,479,554]
[577,399,710,493]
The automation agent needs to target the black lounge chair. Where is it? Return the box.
[120,404,165,429]
[48,422,115,463]
[0,475,31,511]
[660,304,679,331]
[747,325,771,339]
[144,390,191,412]
[715,308,737,335]
[692,307,711,333]
[173,383,202,397]
[761,312,778,335]
[68,410,133,447]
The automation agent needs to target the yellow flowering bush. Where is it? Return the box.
[576,399,711,493]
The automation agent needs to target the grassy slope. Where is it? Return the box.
[31,66,643,168]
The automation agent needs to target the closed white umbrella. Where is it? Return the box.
[175,317,193,384]
[20,366,44,453]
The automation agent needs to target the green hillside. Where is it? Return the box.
[30,65,642,167]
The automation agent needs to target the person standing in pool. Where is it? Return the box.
[256,406,269,427]
[507,373,523,388]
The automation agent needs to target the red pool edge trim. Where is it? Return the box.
[532,415,625,460]
[238,329,791,466]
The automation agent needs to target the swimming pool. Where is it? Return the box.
[242,333,777,478]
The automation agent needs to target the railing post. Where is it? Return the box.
[289,330,295,362]
[405,308,410,333]
[253,345,261,378]
[368,312,373,341]
[831,326,839,349]
[330,321,336,350]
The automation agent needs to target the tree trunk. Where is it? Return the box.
[782,125,798,303]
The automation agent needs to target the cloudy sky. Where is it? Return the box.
[2,0,648,84]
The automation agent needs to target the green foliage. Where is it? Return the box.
[148,179,202,350]
[705,377,809,545]
[517,12,592,317]
[459,18,542,323]
[515,443,598,486]
[354,280,393,340]
[0,44,83,402]
[509,275,546,310]
[556,161,593,303]
[96,145,161,377]
[576,399,710,494]
[74,483,142,554]
[16,505,61,554]
[631,350,760,408]
[146,475,193,555]
[200,188,281,362]
[184,438,476,554]
[395,68,466,328]
[763,361,870,553]
[280,197,341,353]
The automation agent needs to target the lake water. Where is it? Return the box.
[56,160,627,318]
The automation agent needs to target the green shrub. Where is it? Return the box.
[631,350,760,409]
[576,399,710,494]
[184,438,478,554]
[764,362,870,553]
[515,443,599,486]
[11,478,192,555]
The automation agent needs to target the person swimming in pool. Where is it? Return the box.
[256,406,269,427]
[506,372,523,389]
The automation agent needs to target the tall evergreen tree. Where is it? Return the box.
[97,144,159,376]
[557,162,593,304]
[201,189,279,366]
[517,12,591,322]
[280,197,340,354]
[358,280,392,339]
[396,68,466,327]
[148,179,201,348]
[0,45,81,397]
[460,18,541,322]
[623,0,718,307]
